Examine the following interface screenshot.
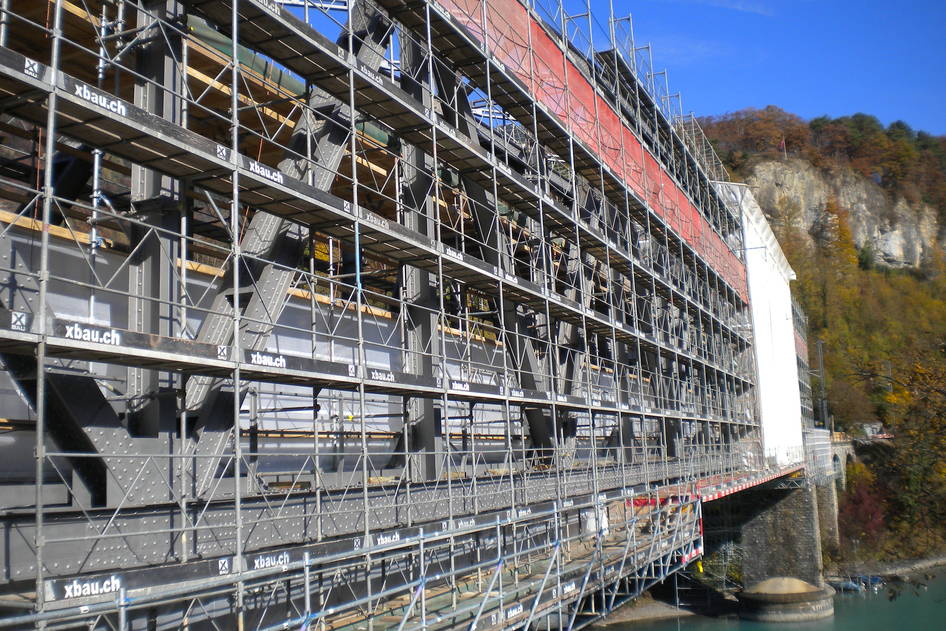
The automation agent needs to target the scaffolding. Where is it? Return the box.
[793,298,815,429]
[0,0,768,628]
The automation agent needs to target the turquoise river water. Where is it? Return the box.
[612,572,946,631]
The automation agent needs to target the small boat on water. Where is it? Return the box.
[855,575,885,591]
[828,575,885,593]
[829,579,864,593]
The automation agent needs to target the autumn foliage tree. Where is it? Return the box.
[698,106,810,173]
[699,108,946,225]
[873,357,946,554]
[838,461,888,557]
[700,107,946,557]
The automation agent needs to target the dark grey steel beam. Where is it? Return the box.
[123,4,189,503]
[437,66,557,461]
[0,2,188,508]
[0,453,717,584]
[184,0,395,497]
[394,34,440,481]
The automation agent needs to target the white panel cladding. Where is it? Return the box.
[724,184,804,466]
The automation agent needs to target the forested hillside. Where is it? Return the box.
[700,106,946,222]
[701,107,946,559]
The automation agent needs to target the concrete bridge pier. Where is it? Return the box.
[732,483,838,622]
[740,485,825,588]
[815,481,840,556]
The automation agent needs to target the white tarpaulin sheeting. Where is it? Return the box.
[723,184,805,466]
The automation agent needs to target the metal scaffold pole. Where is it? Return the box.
[33,1,65,624]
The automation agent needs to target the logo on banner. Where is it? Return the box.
[370,369,395,383]
[257,0,280,15]
[24,59,39,79]
[64,323,121,345]
[248,160,284,185]
[252,551,290,570]
[73,83,126,116]
[10,311,28,331]
[62,575,121,599]
[249,352,287,369]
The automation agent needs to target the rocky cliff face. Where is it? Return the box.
[744,158,942,268]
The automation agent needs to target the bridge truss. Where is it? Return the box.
[0,0,766,628]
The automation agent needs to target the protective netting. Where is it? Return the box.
[486,0,531,80]
[440,0,485,39]
[622,130,647,200]
[530,20,568,120]
[565,62,600,154]
[597,95,624,177]
[441,0,747,299]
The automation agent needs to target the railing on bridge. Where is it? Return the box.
[804,428,835,484]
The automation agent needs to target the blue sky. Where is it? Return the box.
[593,0,946,134]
